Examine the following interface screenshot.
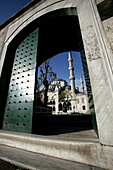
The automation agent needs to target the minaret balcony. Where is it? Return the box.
[68,58,73,62]
[68,66,74,70]
[69,76,75,80]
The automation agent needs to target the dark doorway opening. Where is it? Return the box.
[33,13,97,137]
[0,8,98,137]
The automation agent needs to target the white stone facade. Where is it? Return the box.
[47,78,89,115]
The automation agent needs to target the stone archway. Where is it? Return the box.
[0,0,113,146]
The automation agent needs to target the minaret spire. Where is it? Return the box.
[80,72,84,93]
[68,51,75,95]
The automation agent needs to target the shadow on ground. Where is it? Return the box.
[33,114,93,136]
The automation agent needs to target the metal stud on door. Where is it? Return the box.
[3,28,39,133]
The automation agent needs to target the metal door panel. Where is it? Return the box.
[3,28,39,133]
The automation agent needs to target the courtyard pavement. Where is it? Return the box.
[0,143,104,170]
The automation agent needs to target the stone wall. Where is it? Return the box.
[102,16,113,55]
[96,0,104,5]
[0,28,5,54]
[0,0,113,145]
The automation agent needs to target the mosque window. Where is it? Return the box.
[67,101,71,110]
[63,102,67,112]
[82,105,86,110]
[53,100,55,105]
[82,98,84,103]
[50,101,52,105]
[59,103,62,111]
[53,107,55,111]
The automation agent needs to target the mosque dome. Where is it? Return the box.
[65,85,71,90]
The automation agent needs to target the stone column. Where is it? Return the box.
[77,0,113,145]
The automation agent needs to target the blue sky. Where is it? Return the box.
[38,51,86,92]
[0,0,31,24]
[53,52,86,92]
[0,0,86,92]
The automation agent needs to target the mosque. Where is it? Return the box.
[47,52,89,114]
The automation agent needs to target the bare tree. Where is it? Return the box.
[38,58,56,106]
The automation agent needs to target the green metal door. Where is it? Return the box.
[3,28,39,133]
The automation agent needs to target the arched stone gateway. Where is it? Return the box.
[0,0,113,146]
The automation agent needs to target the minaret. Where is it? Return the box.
[80,72,84,93]
[68,51,75,96]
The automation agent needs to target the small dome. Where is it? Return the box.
[65,86,71,90]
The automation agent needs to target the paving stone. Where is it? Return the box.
[0,144,104,170]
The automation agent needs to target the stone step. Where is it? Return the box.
[0,130,112,169]
[0,144,104,170]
